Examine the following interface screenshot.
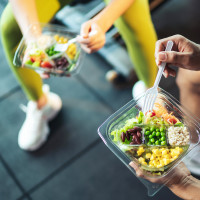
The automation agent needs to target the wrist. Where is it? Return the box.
[167,174,191,189]
[91,18,105,33]
[168,175,200,200]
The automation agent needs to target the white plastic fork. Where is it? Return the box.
[54,37,77,52]
[142,40,174,114]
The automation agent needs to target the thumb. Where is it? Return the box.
[158,51,189,65]
[80,21,92,38]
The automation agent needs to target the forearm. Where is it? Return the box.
[168,175,200,200]
[93,0,135,33]
[9,0,40,37]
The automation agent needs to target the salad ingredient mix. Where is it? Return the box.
[23,34,79,73]
[110,103,190,174]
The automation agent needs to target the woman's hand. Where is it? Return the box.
[129,161,200,200]
[77,20,106,54]
[129,161,190,186]
[155,35,200,78]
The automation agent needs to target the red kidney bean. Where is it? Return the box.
[121,132,126,142]
[132,135,137,143]
[127,129,136,133]
[130,142,135,145]
[134,127,142,132]
[126,132,130,141]
[131,132,138,136]
[127,127,142,133]
[137,131,141,138]
[135,137,141,144]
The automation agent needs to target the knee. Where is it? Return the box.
[0,4,21,47]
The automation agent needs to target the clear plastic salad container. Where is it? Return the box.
[13,23,85,76]
[98,87,200,196]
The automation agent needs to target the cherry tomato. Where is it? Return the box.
[150,111,156,117]
[167,118,177,124]
[30,57,35,63]
[41,61,53,68]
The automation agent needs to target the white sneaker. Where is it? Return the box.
[18,85,62,151]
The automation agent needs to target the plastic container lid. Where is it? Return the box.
[98,87,200,196]
[13,23,85,77]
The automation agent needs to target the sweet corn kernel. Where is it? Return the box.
[150,155,156,161]
[141,161,147,165]
[173,155,178,160]
[54,35,59,41]
[146,153,151,159]
[164,154,171,159]
[138,157,145,163]
[63,38,68,43]
[137,147,145,156]
[162,149,168,155]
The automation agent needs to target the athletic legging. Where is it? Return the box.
[0,0,157,101]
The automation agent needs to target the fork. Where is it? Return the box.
[54,37,77,52]
[142,40,174,114]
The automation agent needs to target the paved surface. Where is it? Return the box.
[0,0,200,200]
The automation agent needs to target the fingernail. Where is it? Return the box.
[156,58,159,66]
[163,71,167,78]
[158,52,167,61]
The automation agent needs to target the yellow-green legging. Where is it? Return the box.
[105,0,158,87]
[0,0,157,101]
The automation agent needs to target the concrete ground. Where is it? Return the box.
[0,0,200,199]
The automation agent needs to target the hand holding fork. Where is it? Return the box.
[142,41,174,114]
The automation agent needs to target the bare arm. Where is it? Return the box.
[168,175,200,200]
[92,0,135,33]
[130,162,200,200]
[78,0,135,53]
[9,0,40,38]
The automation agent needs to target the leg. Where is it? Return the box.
[104,0,157,88]
[0,3,62,150]
[122,0,157,88]
[0,4,44,103]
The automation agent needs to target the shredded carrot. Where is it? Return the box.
[153,102,168,117]
[162,113,179,124]
[153,103,179,124]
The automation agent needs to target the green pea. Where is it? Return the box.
[149,134,153,139]
[156,128,160,132]
[147,142,152,146]
[161,141,166,145]
[161,132,166,137]
[150,138,155,143]
[161,136,166,141]
[159,138,162,141]
[152,131,156,137]
[145,131,150,136]
[155,140,160,145]
[156,132,160,137]
[150,127,155,132]
[160,127,165,132]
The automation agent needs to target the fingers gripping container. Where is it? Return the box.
[98,88,200,196]
[13,23,85,76]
